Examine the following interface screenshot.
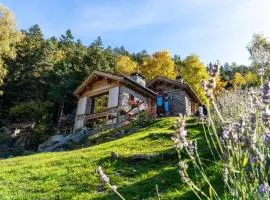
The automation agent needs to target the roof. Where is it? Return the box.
[74,71,156,98]
[146,76,202,103]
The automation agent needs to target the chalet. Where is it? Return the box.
[73,71,156,131]
[147,76,201,116]
[73,71,201,131]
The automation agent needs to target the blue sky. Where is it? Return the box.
[1,0,270,65]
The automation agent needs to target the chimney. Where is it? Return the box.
[130,72,146,87]
[176,75,184,83]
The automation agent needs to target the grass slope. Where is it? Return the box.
[0,117,221,200]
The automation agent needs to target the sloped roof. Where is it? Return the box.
[74,71,156,98]
[147,76,202,103]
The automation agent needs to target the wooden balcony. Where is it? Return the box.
[85,107,118,120]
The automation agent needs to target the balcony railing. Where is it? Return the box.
[85,107,118,120]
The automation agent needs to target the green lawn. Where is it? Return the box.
[0,117,222,199]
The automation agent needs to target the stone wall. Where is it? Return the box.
[150,83,191,116]
[118,86,149,122]
[171,90,188,115]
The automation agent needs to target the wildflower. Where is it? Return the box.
[179,161,188,171]
[111,185,117,192]
[249,113,256,132]
[259,183,268,194]
[239,117,246,134]
[178,161,188,179]
[264,133,270,144]
[172,116,188,150]
[221,129,229,140]
[207,78,216,89]
[187,141,195,156]
[201,79,208,91]
[96,166,110,184]
[248,156,255,164]
[96,167,126,200]
[262,109,270,127]
[223,167,229,183]
[249,146,264,163]
[262,81,270,104]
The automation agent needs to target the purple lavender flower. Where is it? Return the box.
[262,109,270,127]
[262,81,270,104]
[249,156,255,164]
[172,117,188,150]
[265,133,270,144]
[187,141,195,155]
[259,183,268,194]
[221,129,229,140]
[201,79,208,91]
[97,166,110,184]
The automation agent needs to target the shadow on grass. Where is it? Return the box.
[91,162,224,200]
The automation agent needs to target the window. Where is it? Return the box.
[92,92,109,113]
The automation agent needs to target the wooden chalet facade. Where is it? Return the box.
[73,71,156,131]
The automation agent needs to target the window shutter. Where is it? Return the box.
[108,87,119,108]
[81,96,87,114]
[76,96,87,115]
[76,98,82,115]
[85,97,92,114]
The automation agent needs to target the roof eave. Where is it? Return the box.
[73,71,123,97]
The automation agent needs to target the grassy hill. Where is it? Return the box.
[0,117,221,200]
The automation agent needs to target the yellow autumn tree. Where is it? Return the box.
[244,71,260,86]
[0,5,23,94]
[232,72,246,89]
[141,51,176,80]
[176,54,209,103]
[115,55,138,75]
[214,76,227,96]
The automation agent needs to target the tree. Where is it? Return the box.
[115,55,138,75]
[175,54,209,103]
[232,72,246,89]
[247,34,270,70]
[214,76,227,96]
[3,24,53,104]
[141,51,176,80]
[244,71,260,87]
[131,50,150,65]
[0,5,22,94]
[84,37,116,73]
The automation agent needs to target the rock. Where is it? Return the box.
[38,134,67,152]
[51,135,66,143]
[38,128,89,152]
[69,128,88,143]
